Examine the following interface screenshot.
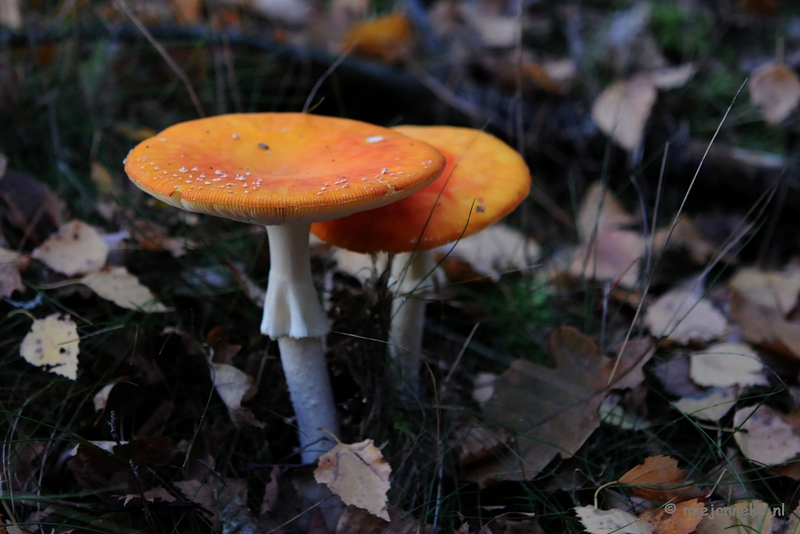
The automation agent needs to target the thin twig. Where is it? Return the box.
[114,0,205,117]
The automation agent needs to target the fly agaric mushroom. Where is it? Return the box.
[124,113,445,462]
[311,126,530,394]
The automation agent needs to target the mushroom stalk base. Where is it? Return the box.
[261,223,330,339]
[278,336,340,463]
[389,251,436,395]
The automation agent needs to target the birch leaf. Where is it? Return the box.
[32,220,108,276]
[20,314,80,380]
[315,438,391,520]
[80,266,168,312]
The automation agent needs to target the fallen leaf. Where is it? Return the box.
[80,266,168,312]
[464,328,653,484]
[672,388,737,422]
[343,14,412,62]
[592,76,657,151]
[334,505,428,534]
[694,500,772,534]
[175,480,219,530]
[0,246,24,298]
[644,287,727,344]
[436,223,540,282]
[689,342,767,388]
[119,487,176,506]
[649,63,696,90]
[653,217,718,265]
[575,506,653,534]
[210,362,263,428]
[459,4,520,48]
[93,383,116,413]
[618,456,703,502]
[0,169,62,246]
[730,293,800,362]
[451,421,514,467]
[315,437,391,520]
[19,314,80,380]
[569,229,645,289]
[249,0,311,25]
[749,62,800,125]
[577,182,638,240]
[32,220,109,276]
[652,355,706,398]
[733,405,800,466]
[729,266,800,315]
[0,0,22,30]
[642,499,704,534]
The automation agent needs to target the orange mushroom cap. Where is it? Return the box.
[124,113,446,225]
[311,126,531,253]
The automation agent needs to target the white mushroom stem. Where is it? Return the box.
[262,223,339,463]
[389,250,437,395]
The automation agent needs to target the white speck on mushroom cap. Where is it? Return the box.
[366,135,384,143]
[232,133,240,139]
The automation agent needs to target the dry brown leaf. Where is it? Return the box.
[210,362,263,428]
[32,220,108,276]
[0,169,62,246]
[733,405,800,466]
[175,480,219,531]
[618,456,703,502]
[672,388,737,422]
[730,293,800,361]
[689,342,767,388]
[0,246,24,298]
[315,437,391,520]
[578,182,638,240]
[644,288,727,345]
[20,314,80,380]
[653,217,717,265]
[729,266,800,316]
[80,266,168,312]
[694,500,772,534]
[749,62,800,125]
[575,506,653,534]
[592,76,657,151]
[335,505,428,534]
[451,422,514,467]
[464,328,653,484]
[569,229,645,289]
[642,499,704,534]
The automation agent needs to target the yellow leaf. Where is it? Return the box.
[32,220,108,276]
[690,342,767,388]
[20,314,80,380]
[695,500,773,534]
[314,437,391,520]
[672,388,737,422]
[80,266,167,313]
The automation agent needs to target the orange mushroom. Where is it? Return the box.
[124,113,445,461]
[312,126,530,393]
